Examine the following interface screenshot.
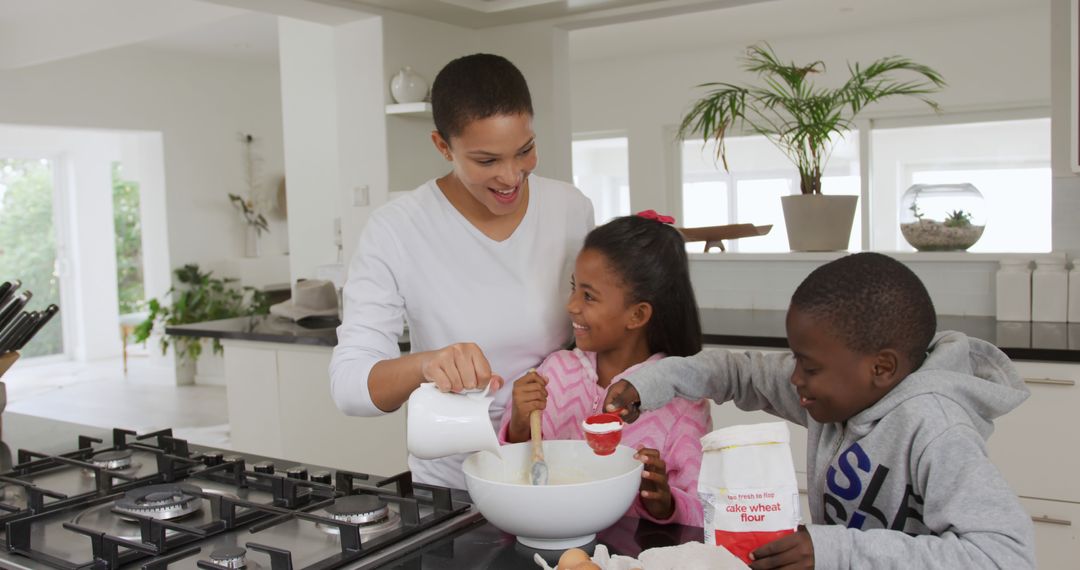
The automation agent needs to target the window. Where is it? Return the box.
[0,158,64,357]
[871,118,1051,252]
[572,137,630,224]
[677,116,1050,253]
[112,162,146,315]
[681,133,861,252]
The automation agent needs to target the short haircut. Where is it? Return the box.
[431,53,533,142]
[583,216,702,357]
[791,252,936,366]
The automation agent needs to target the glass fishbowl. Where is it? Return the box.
[899,183,986,251]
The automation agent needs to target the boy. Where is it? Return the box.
[604,252,1035,569]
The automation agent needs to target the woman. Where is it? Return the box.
[330,53,594,489]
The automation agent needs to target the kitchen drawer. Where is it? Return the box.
[989,361,1080,503]
[1020,496,1080,569]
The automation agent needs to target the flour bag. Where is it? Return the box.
[698,422,800,564]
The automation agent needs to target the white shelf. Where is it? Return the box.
[385,102,432,117]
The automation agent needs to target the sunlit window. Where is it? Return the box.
[871,118,1050,252]
[681,133,860,252]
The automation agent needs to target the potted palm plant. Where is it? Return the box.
[679,43,945,251]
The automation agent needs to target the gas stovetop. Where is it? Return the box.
[0,427,482,569]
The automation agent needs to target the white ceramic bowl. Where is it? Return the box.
[462,440,644,550]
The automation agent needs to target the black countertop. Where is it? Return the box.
[166,315,410,352]
[167,310,1080,363]
[379,515,705,569]
[699,310,1080,363]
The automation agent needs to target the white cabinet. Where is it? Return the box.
[1021,496,1080,569]
[223,340,408,476]
[990,360,1080,502]
[993,360,1080,569]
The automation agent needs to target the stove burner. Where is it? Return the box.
[90,449,134,470]
[325,495,389,524]
[114,483,202,520]
[210,546,247,569]
[316,495,402,537]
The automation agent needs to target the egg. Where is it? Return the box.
[557,548,591,569]
[571,562,601,570]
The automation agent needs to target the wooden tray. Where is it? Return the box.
[678,224,773,252]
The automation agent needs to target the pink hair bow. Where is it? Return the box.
[636,210,675,224]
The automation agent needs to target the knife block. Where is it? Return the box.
[0,352,17,439]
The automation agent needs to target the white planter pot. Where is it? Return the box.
[194,350,226,386]
[174,353,196,386]
[780,195,858,252]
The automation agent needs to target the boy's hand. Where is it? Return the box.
[636,447,674,520]
[603,380,642,423]
[749,526,814,569]
[506,371,547,443]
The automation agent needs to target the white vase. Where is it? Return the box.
[245,225,261,258]
[390,66,428,104]
[174,353,195,386]
[780,195,858,251]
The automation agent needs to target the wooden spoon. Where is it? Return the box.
[529,409,548,485]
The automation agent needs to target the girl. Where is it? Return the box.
[499,212,711,526]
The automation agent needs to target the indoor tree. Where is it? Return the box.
[678,43,946,195]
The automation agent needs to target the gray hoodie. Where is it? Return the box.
[624,331,1036,569]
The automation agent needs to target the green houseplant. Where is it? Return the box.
[679,43,946,250]
[132,264,270,363]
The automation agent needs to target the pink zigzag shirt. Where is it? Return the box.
[498,349,711,527]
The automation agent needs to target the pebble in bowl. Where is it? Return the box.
[463,440,644,550]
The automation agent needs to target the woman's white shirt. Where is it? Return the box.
[330,175,594,488]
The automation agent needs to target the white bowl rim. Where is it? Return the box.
[463,441,643,490]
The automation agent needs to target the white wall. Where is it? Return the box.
[570,6,1051,216]
[278,16,388,283]
[1051,0,1080,256]
[383,13,472,194]
[281,12,574,280]
[0,44,289,300]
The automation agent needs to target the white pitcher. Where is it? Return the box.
[407,383,502,460]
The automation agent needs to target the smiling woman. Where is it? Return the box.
[329,53,595,490]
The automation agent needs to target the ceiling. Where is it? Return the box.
[569,0,1040,61]
[0,0,1042,69]
[141,12,281,64]
[308,0,768,29]
[0,0,246,69]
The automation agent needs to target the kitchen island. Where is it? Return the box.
[170,309,1080,363]
[166,316,410,477]
[0,412,707,570]
[169,310,1080,568]
[165,310,1080,484]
